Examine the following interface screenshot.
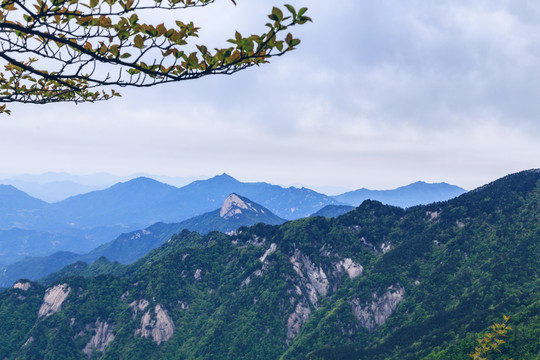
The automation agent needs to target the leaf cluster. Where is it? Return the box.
[469,316,513,360]
[0,0,311,113]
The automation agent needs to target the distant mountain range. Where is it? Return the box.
[334,181,466,208]
[0,174,336,230]
[0,227,121,265]
[0,185,47,229]
[0,173,466,265]
[0,169,536,360]
[0,180,107,203]
[0,194,286,287]
[0,172,205,201]
[311,205,355,218]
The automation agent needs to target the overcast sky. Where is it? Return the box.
[1,0,539,192]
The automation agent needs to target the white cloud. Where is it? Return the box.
[1,0,539,190]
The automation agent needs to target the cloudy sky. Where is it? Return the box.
[1,0,539,192]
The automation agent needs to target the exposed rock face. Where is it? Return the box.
[129,299,149,317]
[82,320,115,358]
[260,243,277,263]
[178,301,189,310]
[241,243,278,288]
[286,301,311,341]
[120,291,129,301]
[241,269,263,287]
[248,235,266,246]
[22,336,34,348]
[290,249,329,306]
[13,281,31,291]
[337,258,363,279]
[351,284,405,331]
[136,304,175,345]
[220,193,259,218]
[380,242,392,254]
[359,237,378,253]
[38,284,71,318]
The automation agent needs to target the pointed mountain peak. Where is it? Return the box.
[220,193,258,219]
[211,173,239,183]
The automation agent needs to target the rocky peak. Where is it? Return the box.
[220,193,259,219]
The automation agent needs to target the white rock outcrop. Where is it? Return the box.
[82,320,115,357]
[337,258,363,279]
[136,304,175,345]
[241,269,263,287]
[260,243,277,263]
[248,235,266,246]
[129,299,150,317]
[290,250,329,306]
[380,242,392,254]
[13,281,31,291]
[38,284,71,318]
[351,284,405,331]
[22,336,34,348]
[286,301,311,341]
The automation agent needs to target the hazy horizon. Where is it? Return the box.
[1,1,538,192]
[1,170,474,196]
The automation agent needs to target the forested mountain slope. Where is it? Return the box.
[0,169,537,360]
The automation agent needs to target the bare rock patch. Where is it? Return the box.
[38,284,71,318]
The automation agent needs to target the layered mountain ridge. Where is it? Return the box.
[334,181,466,208]
[0,169,537,359]
[0,194,286,287]
[0,174,465,265]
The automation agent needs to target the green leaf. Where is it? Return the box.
[133,35,144,49]
[129,14,139,26]
[271,7,283,22]
[284,4,296,17]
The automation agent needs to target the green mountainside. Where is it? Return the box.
[0,170,538,360]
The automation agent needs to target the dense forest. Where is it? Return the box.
[0,170,538,359]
